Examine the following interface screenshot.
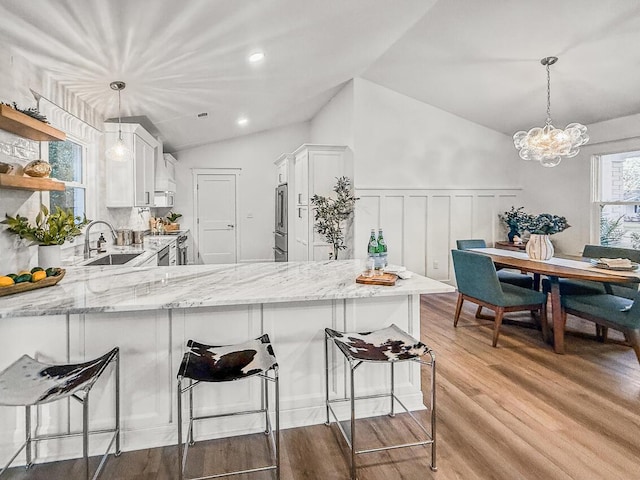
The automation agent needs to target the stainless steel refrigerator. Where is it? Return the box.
[274,183,288,261]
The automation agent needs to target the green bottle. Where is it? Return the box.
[377,229,387,267]
[367,229,379,264]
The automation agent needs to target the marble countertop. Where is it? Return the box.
[0,260,454,318]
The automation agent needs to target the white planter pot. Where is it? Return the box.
[526,234,554,261]
[38,244,61,268]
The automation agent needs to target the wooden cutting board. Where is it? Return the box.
[356,272,397,286]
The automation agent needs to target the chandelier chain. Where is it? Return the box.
[546,62,552,126]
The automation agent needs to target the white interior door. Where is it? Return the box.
[196,173,237,264]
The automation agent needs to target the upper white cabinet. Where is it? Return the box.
[105,123,159,208]
[274,153,291,185]
[155,153,177,192]
[288,145,352,261]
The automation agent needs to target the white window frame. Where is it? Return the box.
[591,151,640,247]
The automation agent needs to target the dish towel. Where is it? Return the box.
[599,258,633,268]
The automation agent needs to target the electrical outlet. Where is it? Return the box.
[433,260,439,269]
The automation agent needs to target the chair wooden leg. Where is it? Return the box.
[475,305,483,318]
[601,326,609,343]
[492,307,505,347]
[454,294,464,327]
[623,329,640,364]
[539,302,549,343]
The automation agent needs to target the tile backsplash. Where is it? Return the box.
[0,129,39,173]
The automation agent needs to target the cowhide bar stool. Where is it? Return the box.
[325,324,436,479]
[176,334,280,480]
[0,348,120,480]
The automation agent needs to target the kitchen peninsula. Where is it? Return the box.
[0,260,453,463]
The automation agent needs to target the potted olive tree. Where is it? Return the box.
[310,177,358,260]
[2,205,90,266]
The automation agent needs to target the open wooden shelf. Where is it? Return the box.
[0,104,66,142]
[0,173,65,192]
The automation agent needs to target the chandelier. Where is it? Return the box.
[105,81,133,162]
[513,57,589,167]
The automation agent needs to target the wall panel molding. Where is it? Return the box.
[355,187,522,282]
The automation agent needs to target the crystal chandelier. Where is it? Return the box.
[513,57,589,167]
[105,81,133,162]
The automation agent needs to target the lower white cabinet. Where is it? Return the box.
[105,123,159,208]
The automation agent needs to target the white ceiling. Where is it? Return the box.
[1,0,639,152]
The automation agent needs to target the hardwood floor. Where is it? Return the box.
[5,292,640,479]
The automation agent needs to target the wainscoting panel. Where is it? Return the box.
[355,188,522,283]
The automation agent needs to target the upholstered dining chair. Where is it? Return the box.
[561,291,640,363]
[451,249,549,347]
[456,239,534,289]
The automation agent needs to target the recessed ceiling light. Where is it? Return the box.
[237,117,249,126]
[248,51,265,63]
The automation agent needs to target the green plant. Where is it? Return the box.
[600,215,625,246]
[499,206,528,230]
[522,213,570,235]
[166,211,182,223]
[310,177,358,260]
[2,204,89,245]
[631,232,640,249]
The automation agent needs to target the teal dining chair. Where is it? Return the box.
[561,291,640,363]
[456,239,533,289]
[451,249,548,347]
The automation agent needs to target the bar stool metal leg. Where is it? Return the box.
[350,361,356,480]
[430,352,437,472]
[389,362,395,417]
[24,405,32,469]
[264,376,270,435]
[115,351,121,456]
[188,379,195,446]
[83,390,89,480]
[177,377,184,480]
[324,331,330,426]
[275,369,281,480]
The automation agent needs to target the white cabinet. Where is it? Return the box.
[155,153,177,192]
[288,145,352,261]
[274,153,291,185]
[105,123,159,208]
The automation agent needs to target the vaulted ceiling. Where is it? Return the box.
[1,0,639,152]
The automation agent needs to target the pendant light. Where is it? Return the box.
[105,81,132,162]
[513,57,589,167]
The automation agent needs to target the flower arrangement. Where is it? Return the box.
[523,213,570,235]
[2,204,90,245]
[499,206,528,241]
[310,176,358,260]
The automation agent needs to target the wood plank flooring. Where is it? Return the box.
[5,292,640,479]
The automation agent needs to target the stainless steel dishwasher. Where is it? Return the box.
[157,245,170,266]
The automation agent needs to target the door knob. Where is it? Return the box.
[227,224,235,228]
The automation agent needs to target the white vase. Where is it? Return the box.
[526,234,554,261]
[38,244,61,268]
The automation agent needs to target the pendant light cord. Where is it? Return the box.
[117,88,123,141]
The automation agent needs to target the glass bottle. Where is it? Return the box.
[367,229,379,266]
[377,229,387,268]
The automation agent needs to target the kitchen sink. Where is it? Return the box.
[86,253,142,266]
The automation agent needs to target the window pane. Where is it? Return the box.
[599,204,640,248]
[50,187,85,219]
[49,140,82,183]
[600,151,640,202]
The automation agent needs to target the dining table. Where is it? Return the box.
[470,248,640,354]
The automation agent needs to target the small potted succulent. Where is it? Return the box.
[165,211,182,232]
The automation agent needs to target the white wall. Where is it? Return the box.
[352,78,518,189]
[174,122,310,263]
[520,112,640,255]
[310,80,354,148]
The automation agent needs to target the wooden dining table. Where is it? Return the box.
[470,248,640,354]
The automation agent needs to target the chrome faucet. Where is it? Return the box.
[84,220,117,259]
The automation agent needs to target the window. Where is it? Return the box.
[594,150,640,248]
[48,139,86,219]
